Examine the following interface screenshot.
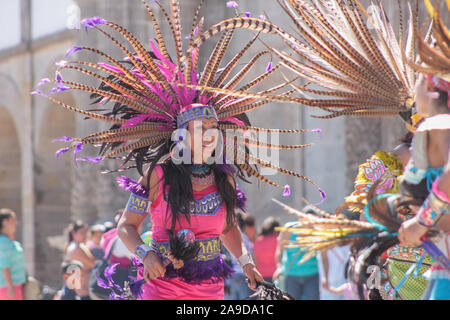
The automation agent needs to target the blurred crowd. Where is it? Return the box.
[0,205,356,300]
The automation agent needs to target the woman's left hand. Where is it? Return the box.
[242,264,264,291]
[398,218,428,247]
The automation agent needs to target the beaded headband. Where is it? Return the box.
[176,104,218,129]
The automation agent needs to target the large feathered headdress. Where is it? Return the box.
[32,0,325,198]
[187,0,423,121]
[272,197,400,299]
[410,0,450,109]
[412,0,450,80]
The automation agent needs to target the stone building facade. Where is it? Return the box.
[0,0,430,289]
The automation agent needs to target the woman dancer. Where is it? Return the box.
[33,0,323,299]
[398,1,450,299]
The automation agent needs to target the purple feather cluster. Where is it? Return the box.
[226,1,239,8]
[283,185,291,197]
[162,255,234,283]
[235,184,247,211]
[315,188,327,205]
[99,259,145,300]
[96,263,125,300]
[116,176,149,198]
[31,70,70,97]
[65,46,84,57]
[53,142,83,165]
[81,16,107,33]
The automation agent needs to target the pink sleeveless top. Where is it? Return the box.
[140,165,227,300]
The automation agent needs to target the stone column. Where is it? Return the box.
[70,0,150,224]
[70,0,100,225]
[95,159,131,223]
[21,0,35,276]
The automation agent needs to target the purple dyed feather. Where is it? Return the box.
[73,142,83,165]
[76,156,104,164]
[128,278,145,298]
[52,136,73,143]
[116,176,149,198]
[96,276,110,289]
[313,188,327,205]
[36,78,50,88]
[56,147,71,159]
[141,255,234,284]
[65,46,84,57]
[48,83,70,95]
[55,71,63,81]
[55,60,68,68]
[236,184,247,211]
[81,17,107,33]
[283,185,291,197]
[30,89,46,96]
[226,1,239,8]
[104,263,119,285]
[131,256,142,267]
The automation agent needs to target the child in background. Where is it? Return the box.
[54,260,84,300]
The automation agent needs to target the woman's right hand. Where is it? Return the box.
[143,251,166,282]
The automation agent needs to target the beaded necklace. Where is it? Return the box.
[189,165,215,186]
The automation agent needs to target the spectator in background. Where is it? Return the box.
[0,208,26,300]
[253,216,280,283]
[90,209,137,300]
[103,221,115,233]
[318,245,350,300]
[225,210,256,300]
[86,224,106,260]
[101,209,136,271]
[64,220,95,300]
[318,209,353,300]
[238,210,256,243]
[273,206,320,300]
[54,260,85,300]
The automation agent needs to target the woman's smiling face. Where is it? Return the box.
[187,117,220,164]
